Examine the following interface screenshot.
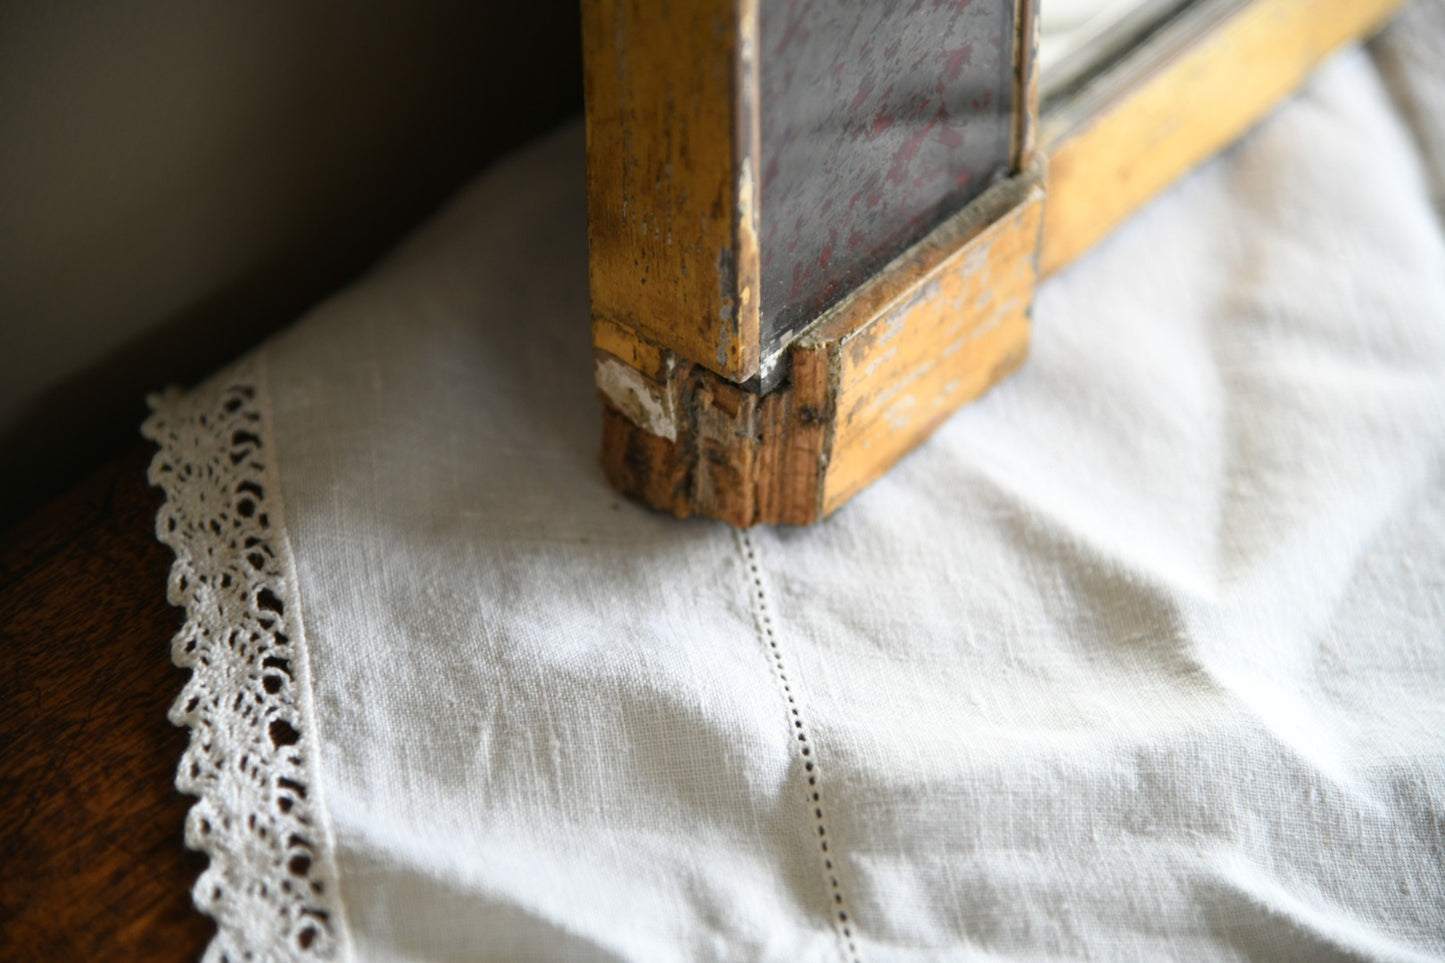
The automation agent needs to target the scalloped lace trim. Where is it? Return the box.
[143,354,349,962]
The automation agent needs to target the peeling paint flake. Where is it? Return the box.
[595,356,678,441]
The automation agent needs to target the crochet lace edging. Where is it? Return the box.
[143,355,346,962]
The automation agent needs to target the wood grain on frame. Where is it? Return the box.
[807,170,1042,514]
[583,0,762,383]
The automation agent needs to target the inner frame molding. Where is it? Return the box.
[584,0,1404,527]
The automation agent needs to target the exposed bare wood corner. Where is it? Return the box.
[595,165,1045,528]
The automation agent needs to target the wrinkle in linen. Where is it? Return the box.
[246,44,1445,962]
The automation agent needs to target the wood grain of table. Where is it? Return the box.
[0,442,211,961]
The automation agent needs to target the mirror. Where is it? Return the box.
[1039,0,1194,100]
[758,0,1019,363]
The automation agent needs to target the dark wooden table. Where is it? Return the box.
[1,442,212,961]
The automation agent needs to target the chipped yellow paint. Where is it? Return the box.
[584,0,761,384]
[591,317,672,382]
[816,179,1043,513]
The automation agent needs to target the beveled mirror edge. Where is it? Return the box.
[1040,0,1407,274]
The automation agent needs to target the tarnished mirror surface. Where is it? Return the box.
[1039,0,1195,100]
[757,0,1020,365]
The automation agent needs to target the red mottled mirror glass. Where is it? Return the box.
[758,0,1018,363]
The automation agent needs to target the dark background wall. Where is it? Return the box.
[0,2,583,531]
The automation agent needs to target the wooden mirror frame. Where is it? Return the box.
[584,0,1404,527]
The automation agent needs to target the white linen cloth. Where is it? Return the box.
[148,22,1445,963]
